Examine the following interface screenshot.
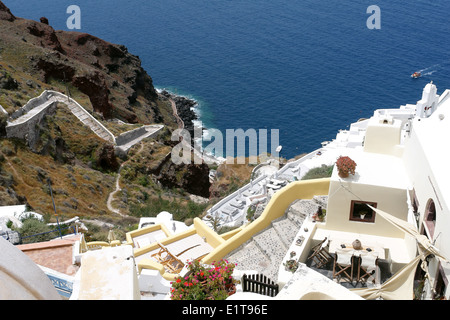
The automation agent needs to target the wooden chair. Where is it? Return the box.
[307,237,333,268]
[357,252,379,284]
[163,256,185,274]
[151,243,185,273]
[151,243,172,264]
[333,250,354,283]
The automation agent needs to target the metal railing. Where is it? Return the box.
[20,226,77,244]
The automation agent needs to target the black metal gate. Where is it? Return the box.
[242,273,279,297]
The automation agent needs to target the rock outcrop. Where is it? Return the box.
[0,1,15,22]
[0,1,159,123]
[157,161,211,198]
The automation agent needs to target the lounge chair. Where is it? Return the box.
[177,242,214,264]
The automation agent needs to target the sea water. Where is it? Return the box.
[5,0,450,158]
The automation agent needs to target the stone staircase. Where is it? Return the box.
[225,195,328,282]
[53,95,115,143]
[6,90,115,144]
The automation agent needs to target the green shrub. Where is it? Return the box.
[301,164,333,180]
[129,197,208,222]
[15,216,53,243]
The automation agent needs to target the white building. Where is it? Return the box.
[293,81,450,299]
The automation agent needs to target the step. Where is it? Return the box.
[253,228,287,266]
[226,241,270,272]
[313,195,328,207]
[272,217,299,248]
[286,199,316,227]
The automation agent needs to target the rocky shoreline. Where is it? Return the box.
[159,89,203,143]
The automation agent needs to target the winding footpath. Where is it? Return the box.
[106,142,145,216]
[168,95,184,130]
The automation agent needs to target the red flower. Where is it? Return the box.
[336,156,356,175]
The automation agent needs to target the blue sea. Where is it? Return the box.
[4,0,450,159]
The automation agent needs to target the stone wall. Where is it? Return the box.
[9,90,53,120]
[115,126,148,146]
[6,101,57,147]
[6,90,115,145]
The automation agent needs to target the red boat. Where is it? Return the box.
[411,72,421,79]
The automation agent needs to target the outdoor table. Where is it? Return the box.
[328,239,385,259]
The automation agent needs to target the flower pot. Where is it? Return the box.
[338,171,349,178]
[226,284,236,296]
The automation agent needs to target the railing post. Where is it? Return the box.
[47,178,62,239]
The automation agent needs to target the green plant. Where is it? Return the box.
[246,205,256,221]
[301,164,333,180]
[312,207,326,222]
[283,259,299,273]
[14,216,53,243]
[170,259,237,300]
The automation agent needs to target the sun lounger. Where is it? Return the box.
[243,190,255,197]
[266,183,281,190]
[230,201,244,209]
[165,234,205,256]
[222,207,238,216]
[176,242,214,263]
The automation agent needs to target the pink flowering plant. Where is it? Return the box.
[170,259,237,300]
[335,156,357,176]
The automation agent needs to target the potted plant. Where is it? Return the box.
[170,259,237,300]
[335,156,357,178]
[284,259,299,273]
[312,206,326,222]
[359,210,367,219]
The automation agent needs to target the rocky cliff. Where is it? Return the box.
[0,1,160,123]
[0,2,214,223]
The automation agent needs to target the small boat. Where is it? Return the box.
[411,72,421,79]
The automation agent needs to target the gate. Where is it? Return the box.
[242,273,279,297]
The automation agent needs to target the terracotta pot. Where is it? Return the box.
[226,284,236,296]
[338,171,349,178]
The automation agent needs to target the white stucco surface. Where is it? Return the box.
[0,238,61,300]
[74,245,140,300]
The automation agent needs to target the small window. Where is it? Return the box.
[424,199,436,238]
[350,200,377,223]
[411,189,419,214]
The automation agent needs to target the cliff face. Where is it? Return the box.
[0,1,158,123]
[0,2,214,219]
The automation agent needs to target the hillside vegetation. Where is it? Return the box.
[0,2,258,237]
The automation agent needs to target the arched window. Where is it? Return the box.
[424,199,436,238]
